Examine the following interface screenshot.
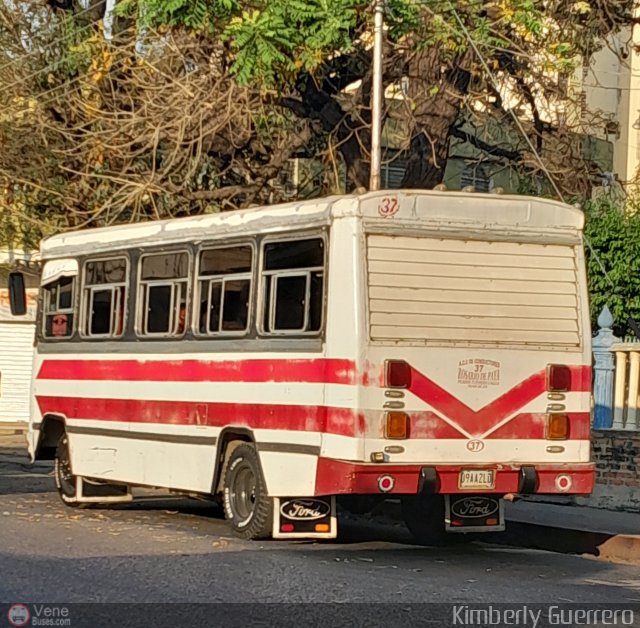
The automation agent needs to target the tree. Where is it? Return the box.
[0,0,635,248]
[584,193,640,338]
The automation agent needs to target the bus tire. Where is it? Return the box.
[400,494,448,546]
[222,443,272,540]
[53,435,89,508]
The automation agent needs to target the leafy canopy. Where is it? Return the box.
[118,0,589,86]
[585,196,640,339]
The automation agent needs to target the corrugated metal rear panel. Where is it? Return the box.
[0,323,35,422]
[367,235,580,346]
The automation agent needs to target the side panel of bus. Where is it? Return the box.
[30,225,347,500]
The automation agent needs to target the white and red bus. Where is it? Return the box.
[8,189,594,542]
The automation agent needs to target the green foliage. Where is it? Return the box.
[223,0,357,85]
[0,0,635,250]
[114,0,237,32]
[584,196,640,338]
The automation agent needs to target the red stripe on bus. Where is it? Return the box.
[35,396,362,437]
[480,412,591,440]
[36,358,357,385]
[397,411,590,440]
[407,365,590,438]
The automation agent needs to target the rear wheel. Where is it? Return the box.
[222,443,272,540]
[53,435,86,508]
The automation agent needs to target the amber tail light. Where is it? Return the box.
[546,413,569,440]
[385,412,409,439]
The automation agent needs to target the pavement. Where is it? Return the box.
[1,421,638,564]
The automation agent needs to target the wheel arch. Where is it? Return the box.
[35,414,67,460]
[210,427,256,495]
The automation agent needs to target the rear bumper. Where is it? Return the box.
[314,459,595,496]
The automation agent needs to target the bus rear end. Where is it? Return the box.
[318,191,593,543]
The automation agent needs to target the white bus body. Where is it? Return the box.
[24,190,594,541]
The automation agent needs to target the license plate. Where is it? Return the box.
[458,469,495,489]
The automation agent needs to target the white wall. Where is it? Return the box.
[0,321,35,423]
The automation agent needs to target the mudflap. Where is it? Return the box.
[272,496,337,540]
[445,494,505,533]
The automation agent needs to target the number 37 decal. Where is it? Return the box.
[378,196,399,218]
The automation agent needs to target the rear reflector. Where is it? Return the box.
[385,412,408,439]
[315,523,330,533]
[385,360,411,388]
[546,413,569,440]
[281,523,295,533]
[546,364,571,392]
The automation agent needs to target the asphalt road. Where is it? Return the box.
[1,439,640,613]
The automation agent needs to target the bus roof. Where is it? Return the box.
[39,190,583,259]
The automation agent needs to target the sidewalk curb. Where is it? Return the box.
[586,532,640,565]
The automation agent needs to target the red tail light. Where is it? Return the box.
[385,360,411,388]
[546,364,571,392]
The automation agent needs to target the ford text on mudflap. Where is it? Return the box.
[8,189,594,543]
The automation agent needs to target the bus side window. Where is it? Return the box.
[138,251,190,337]
[196,245,252,336]
[42,276,76,339]
[81,257,128,338]
[261,237,324,335]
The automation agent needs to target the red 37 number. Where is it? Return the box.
[378,196,399,218]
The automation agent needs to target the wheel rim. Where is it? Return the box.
[230,461,257,526]
[56,442,75,497]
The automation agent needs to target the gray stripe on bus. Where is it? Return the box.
[257,442,321,456]
[35,338,324,354]
[65,424,217,447]
[63,424,320,455]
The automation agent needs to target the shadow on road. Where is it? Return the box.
[0,444,53,495]
[487,522,614,559]
[0,441,619,560]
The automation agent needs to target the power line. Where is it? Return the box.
[445,1,617,293]
[0,25,136,97]
[583,83,640,91]
[0,3,102,77]
[446,4,564,200]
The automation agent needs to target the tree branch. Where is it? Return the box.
[451,127,523,161]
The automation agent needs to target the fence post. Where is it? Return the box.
[592,305,618,429]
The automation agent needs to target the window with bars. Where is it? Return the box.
[137,251,190,337]
[196,245,253,336]
[81,257,128,338]
[461,164,491,193]
[43,276,76,339]
[260,237,325,335]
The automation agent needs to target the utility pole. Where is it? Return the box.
[369,0,384,191]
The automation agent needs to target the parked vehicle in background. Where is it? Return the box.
[8,190,594,543]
